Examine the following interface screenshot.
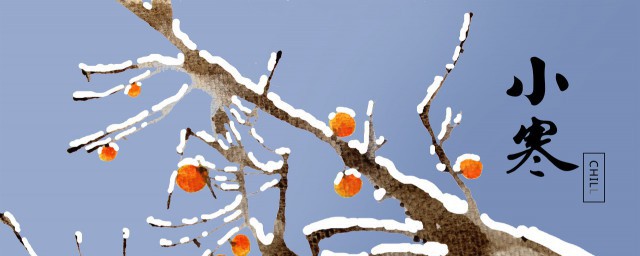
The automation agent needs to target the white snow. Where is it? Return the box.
[267,52,277,72]
[73,84,125,100]
[129,70,151,83]
[348,120,370,154]
[336,107,356,117]
[221,183,240,190]
[224,166,238,172]
[152,84,189,112]
[480,214,593,256]
[275,147,291,155]
[250,217,274,245]
[454,112,462,124]
[201,195,243,220]
[248,152,284,172]
[370,242,449,255]
[459,13,471,42]
[267,92,333,137]
[109,142,119,151]
[122,228,130,239]
[172,19,197,50]
[225,132,233,144]
[142,2,152,10]
[106,110,149,133]
[201,231,209,237]
[366,100,374,116]
[430,145,436,155]
[214,176,228,182]
[231,95,252,114]
[141,122,148,128]
[229,121,242,141]
[436,163,446,172]
[375,156,468,214]
[176,129,187,154]
[196,130,216,143]
[79,60,132,72]
[69,131,105,148]
[452,46,462,62]
[446,63,455,70]
[223,210,242,223]
[137,53,184,66]
[230,108,246,124]
[217,227,240,245]
[179,236,190,244]
[250,128,264,144]
[334,172,344,185]
[328,112,336,120]
[159,238,172,246]
[177,155,216,169]
[417,76,444,114]
[452,153,480,172]
[114,127,136,141]
[260,179,279,191]
[303,217,423,236]
[375,136,385,145]
[90,138,111,152]
[373,188,386,201]
[22,237,37,256]
[201,249,211,256]
[167,170,178,193]
[217,139,230,150]
[344,168,361,178]
[75,231,82,244]
[147,216,172,227]
[182,217,198,225]
[3,211,21,232]
[321,250,367,256]
[437,107,452,140]
[200,50,266,94]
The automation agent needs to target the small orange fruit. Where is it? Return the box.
[98,144,117,162]
[329,112,356,137]
[176,165,208,193]
[231,234,250,256]
[334,173,362,198]
[127,82,141,98]
[460,159,483,179]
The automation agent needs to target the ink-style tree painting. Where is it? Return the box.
[2,1,607,255]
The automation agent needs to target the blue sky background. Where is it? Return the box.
[1,0,638,255]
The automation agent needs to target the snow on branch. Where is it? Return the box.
[247,152,284,173]
[68,84,192,154]
[73,84,125,101]
[249,217,274,245]
[172,19,197,50]
[375,156,468,214]
[303,217,423,236]
[370,242,449,256]
[1,211,37,256]
[480,214,593,256]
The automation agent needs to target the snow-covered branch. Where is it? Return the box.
[1,212,37,256]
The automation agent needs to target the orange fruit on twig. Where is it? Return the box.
[334,171,362,198]
[329,112,356,137]
[126,82,141,98]
[231,234,250,256]
[460,159,483,179]
[98,144,118,162]
[176,164,208,193]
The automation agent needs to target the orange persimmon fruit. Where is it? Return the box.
[98,145,117,162]
[231,234,250,256]
[176,164,208,193]
[460,159,483,179]
[334,174,362,198]
[127,82,141,98]
[329,112,356,137]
